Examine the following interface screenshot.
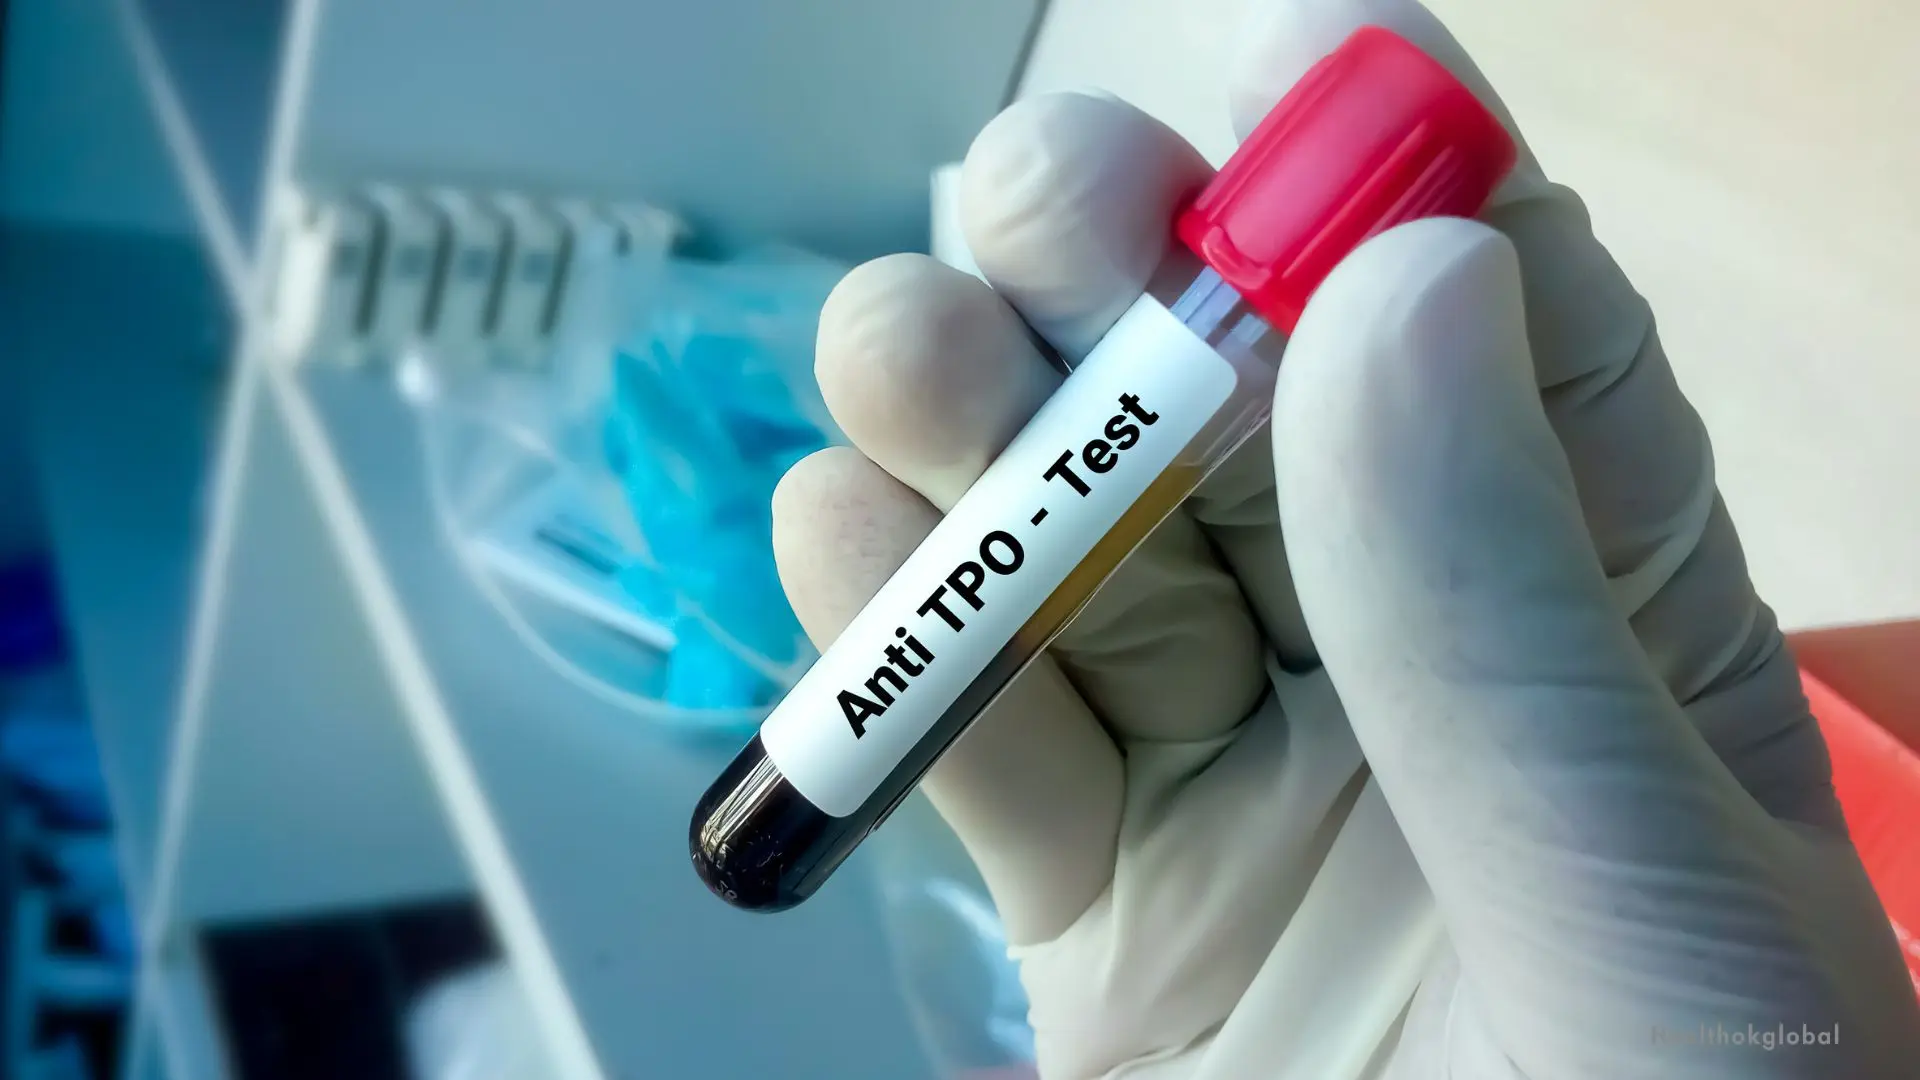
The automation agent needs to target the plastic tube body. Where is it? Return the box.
[690,249,1284,910]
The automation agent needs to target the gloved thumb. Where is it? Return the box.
[1271,217,1906,1073]
[1274,217,1745,869]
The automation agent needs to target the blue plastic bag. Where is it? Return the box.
[604,249,845,722]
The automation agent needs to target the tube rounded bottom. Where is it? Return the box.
[689,735,868,912]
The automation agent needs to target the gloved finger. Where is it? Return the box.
[1277,218,1909,1073]
[773,447,1122,945]
[960,92,1314,662]
[960,91,1210,363]
[814,253,1268,742]
[1230,0,1827,813]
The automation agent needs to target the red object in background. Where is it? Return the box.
[1794,620,1920,996]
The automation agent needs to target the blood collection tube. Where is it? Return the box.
[691,26,1517,911]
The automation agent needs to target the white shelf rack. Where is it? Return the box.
[57,1,1052,1077]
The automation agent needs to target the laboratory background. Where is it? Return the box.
[0,1,1914,1078]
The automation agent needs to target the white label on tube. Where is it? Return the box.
[759,295,1238,817]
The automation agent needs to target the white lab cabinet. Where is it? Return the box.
[43,1,1047,1078]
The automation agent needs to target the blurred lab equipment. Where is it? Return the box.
[0,560,134,1080]
[404,962,549,1080]
[396,796,1042,1080]
[316,181,846,739]
[7,0,1045,1074]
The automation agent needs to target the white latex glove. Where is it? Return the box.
[772,2,1920,1077]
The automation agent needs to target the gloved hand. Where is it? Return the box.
[772,1,1920,1076]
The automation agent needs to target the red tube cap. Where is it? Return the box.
[1175,27,1516,333]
